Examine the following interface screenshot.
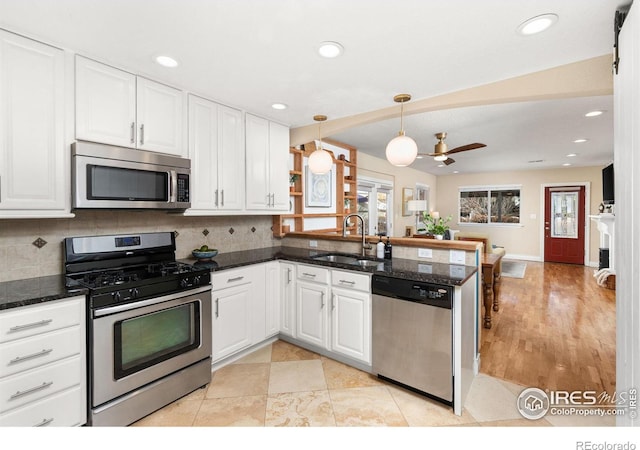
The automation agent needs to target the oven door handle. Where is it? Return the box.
[93,285,212,317]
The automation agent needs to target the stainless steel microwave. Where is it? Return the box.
[72,141,190,210]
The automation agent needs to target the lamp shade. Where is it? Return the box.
[308,147,333,174]
[407,200,427,212]
[386,134,418,167]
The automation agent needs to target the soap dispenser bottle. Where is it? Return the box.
[376,237,385,259]
[384,237,392,260]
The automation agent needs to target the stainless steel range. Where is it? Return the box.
[64,232,212,426]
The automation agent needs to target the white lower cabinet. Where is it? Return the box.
[296,278,330,348]
[211,268,254,362]
[330,285,371,364]
[293,265,372,365]
[0,296,86,426]
[264,262,280,338]
[279,262,296,337]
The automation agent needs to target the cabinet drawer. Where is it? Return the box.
[0,386,84,427]
[331,270,371,292]
[211,267,253,290]
[0,298,84,343]
[0,326,82,378]
[297,264,329,284]
[0,357,81,413]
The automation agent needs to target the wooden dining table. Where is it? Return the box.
[481,252,504,329]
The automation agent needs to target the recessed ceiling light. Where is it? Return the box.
[517,13,558,36]
[437,164,445,168]
[416,155,424,159]
[585,110,604,117]
[453,171,459,174]
[318,41,344,58]
[563,163,572,166]
[566,153,577,157]
[573,139,588,143]
[155,55,178,68]
[271,103,288,110]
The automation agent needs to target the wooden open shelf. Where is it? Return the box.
[273,139,358,237]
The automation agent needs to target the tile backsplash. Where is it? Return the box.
[0,211,278,282]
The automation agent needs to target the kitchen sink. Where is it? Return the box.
[311,253,360,264]
[311,253,383,268]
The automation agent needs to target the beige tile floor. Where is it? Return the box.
[132,340,616,427]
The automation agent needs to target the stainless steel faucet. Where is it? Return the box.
[343,213,372,257]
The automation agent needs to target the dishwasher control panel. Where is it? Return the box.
[371,275,452,309]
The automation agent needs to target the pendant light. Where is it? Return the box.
[308,115,333,174]
[385,94,418,167]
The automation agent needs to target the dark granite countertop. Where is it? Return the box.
[1,246,477,312]
[0,275,88,311]
[184,246,477,287]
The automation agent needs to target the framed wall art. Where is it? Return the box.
[305,166,332,207]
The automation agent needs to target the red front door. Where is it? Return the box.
[544,186,585,264]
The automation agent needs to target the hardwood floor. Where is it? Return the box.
[480,261,616,395]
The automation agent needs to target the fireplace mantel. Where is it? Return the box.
[589,213,615,272]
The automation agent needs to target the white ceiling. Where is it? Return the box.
[0,0,622,174]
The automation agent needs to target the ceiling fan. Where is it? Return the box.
[419,132,486,165]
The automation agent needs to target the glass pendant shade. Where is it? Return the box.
[308,145,333,174]
[386,133,418,167]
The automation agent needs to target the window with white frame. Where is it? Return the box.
[459,186,521,224]
[357,177,394,236]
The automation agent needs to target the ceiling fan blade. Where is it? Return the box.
[446,143,486,155]
[443,157,456,165]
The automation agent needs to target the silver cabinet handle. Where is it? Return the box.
[339,280,356,285]
[271,193,275,207]
[321,291,325,308]
[140,124,145,145]
[10,348,53,365]
[215,298,219,318]
[215,189,219,207]
[332,293,336,310]
[130,122,135,144]
[221,189,225,207]
[302,272,316,278]
[227,276,244,283]
[10,381,53,400]
[287,268,292,284]
[9,319,53,332]
[266,193,271,207]
[35,418,54,427]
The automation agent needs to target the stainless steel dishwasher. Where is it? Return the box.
[372,274,453,405]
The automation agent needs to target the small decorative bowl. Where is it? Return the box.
[192,249,218,261]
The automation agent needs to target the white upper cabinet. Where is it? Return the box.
[136,77,184,155]
[0,29,70,217]
[187,94,244,212]
[75,56,184,156]
[75,56,136,148]
[245,114,289,211]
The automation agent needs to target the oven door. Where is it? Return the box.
[91,286,211,407]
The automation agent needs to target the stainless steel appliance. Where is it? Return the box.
[372,274,453,405]
[72,140,191,210]
[64,232,211,426]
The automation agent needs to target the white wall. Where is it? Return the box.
[436,166,604,264]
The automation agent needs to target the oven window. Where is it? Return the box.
[114,302,200,379]
[87,165,168,202]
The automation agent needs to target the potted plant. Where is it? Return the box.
[289,173,300,192]
[423,213,452,239]
[344,198,351,214]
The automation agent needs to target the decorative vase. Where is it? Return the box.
[435,234,444,240]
